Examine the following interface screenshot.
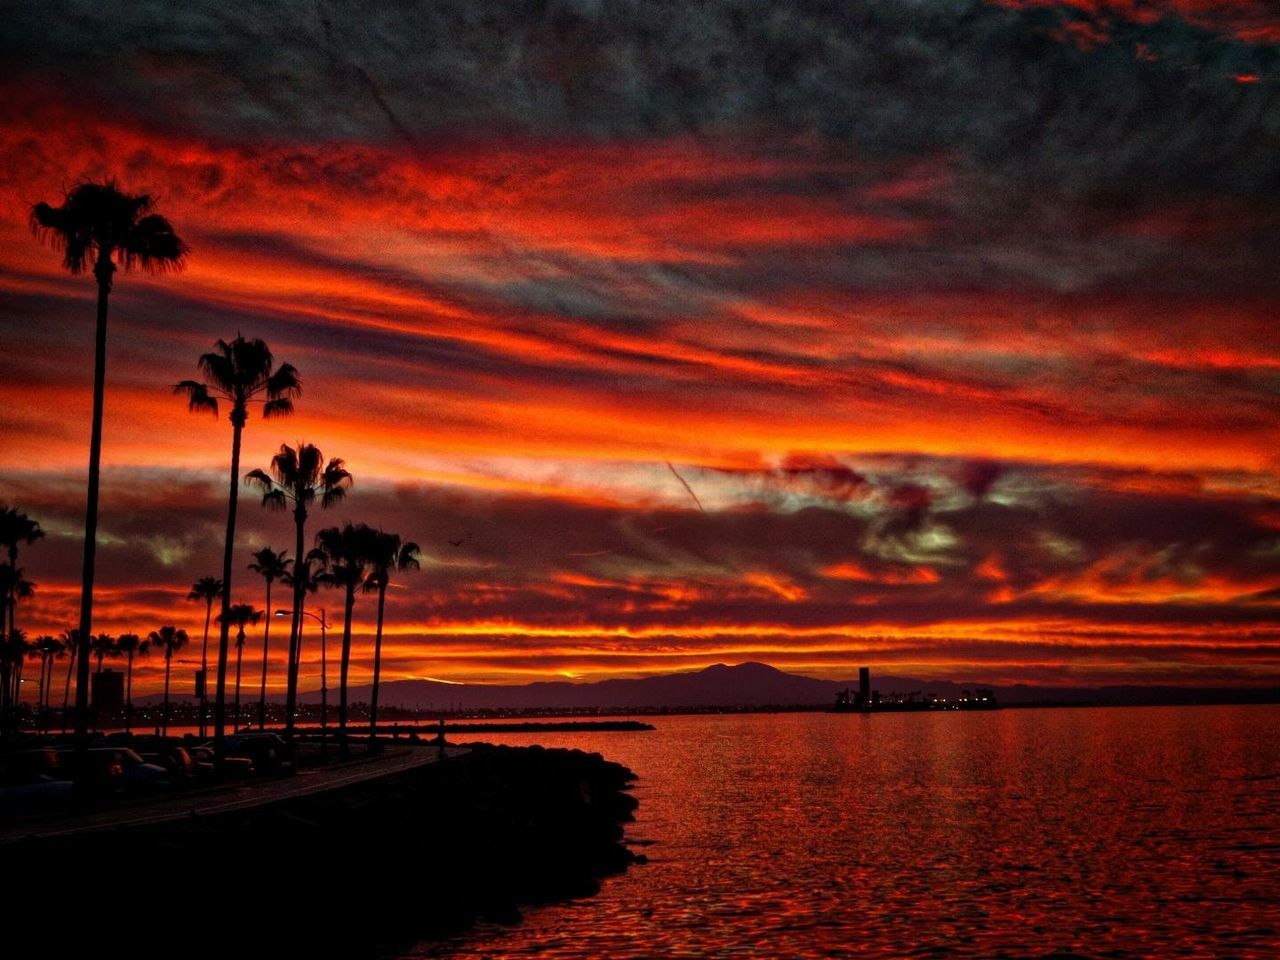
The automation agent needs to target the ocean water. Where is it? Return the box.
[412,706,1280,959]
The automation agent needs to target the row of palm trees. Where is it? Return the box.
[27,180,422,756]
[183,515,422,753]
[0,505,45,733]
[0,499,421,748]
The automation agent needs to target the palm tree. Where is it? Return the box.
[312,523,375,754]
[0,563,34,731]
[31,635,61,724]
[186,576,222,736]
[90,633,118,674]
[247,548,290,730]
[364,531,421,745]
[0,506,44,638]
[116,633,148,733]
[148,626,188,736]
[31,185,186,743]
[220,604,263,731]
[246,443,350,739]
[4,630,30,719]
[177,338,299,755]
[60,629,80,732]
[284,550,325,737]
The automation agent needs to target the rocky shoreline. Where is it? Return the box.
[8,743,642,957]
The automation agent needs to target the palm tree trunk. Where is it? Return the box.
[369,584,388,746]
[124,651,133,733]
[41,655,51,731]
[214,416,244,757]
[258,578,272,729]
[36,652,46,725]
[284,511,305,740]
[200,599,212,737]
[74,257,114,748]
[162,654,172,736]
[0,594,9,732]
[338,583,355,753]
[234,635,244,731]
[62,646,77,732]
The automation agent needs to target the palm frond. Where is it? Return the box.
[262,397,294,419]
[321,458,353,507]
[122,213,189,273]
[197,343,237,390]
[266,362,301,400]
[398,541,422,572]
[175,380,218,415]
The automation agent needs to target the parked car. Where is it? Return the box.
[189,745,253,778]
[56,747,170,793]
[222,733,296,776]
[0,748,74,815]
[139,743,213,783]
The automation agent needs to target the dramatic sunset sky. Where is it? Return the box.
[0,1,1277,696]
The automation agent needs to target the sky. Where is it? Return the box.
[0,0,1277,695]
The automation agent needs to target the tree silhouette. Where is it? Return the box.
[247,548,290,730]
[59,629,80,732]
[364,531,420,745]
[186,575,223,737]
[221,603,263,731]
[90,632,118,674]
[0,562,34,731]
[0,505,43,637]
[148,625,189,736]
[31,184,186,743]
[4,629,30,719]
[177,336,298,755]
[312,522,375,754]
[246,442,349,739]
[31,635,61,727]
[116,632,148,733]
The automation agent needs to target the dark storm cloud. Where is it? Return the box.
[2,1,1275,204]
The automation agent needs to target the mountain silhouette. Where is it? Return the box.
[136,661,1272,712]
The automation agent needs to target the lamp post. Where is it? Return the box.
[276,607,327,752]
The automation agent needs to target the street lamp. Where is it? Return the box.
[276,607,328,750]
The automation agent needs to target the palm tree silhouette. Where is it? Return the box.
[247,548,290,730]
[177,336,299,755]
[116,633,148,733]
[31,184,186,743]
[5,630,30,718]
[0,563,34,731]
[90,633,118,674]
[312,523,375,754]
[149,625,188,736]
[0,506,44,638]
[31,635,61,727]
[285,551,326,737]
[221,603,263,731]
[186,576,223,737]
[246,442,350,739]
[364,531,421,746]
[59,630,79,732]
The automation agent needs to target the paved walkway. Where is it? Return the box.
[1,744,469,845]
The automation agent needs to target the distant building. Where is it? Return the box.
[92,669,124,714]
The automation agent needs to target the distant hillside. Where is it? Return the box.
[137,661,1277,711]
[301,661,1006,710]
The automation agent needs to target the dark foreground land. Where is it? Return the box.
[7,743,641,958]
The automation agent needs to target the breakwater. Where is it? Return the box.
[8,743,641,958]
